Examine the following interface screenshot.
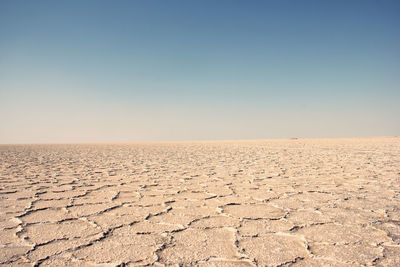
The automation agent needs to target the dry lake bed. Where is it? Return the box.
[0,137,399,266]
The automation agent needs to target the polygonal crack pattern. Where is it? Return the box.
[0,137,399,266]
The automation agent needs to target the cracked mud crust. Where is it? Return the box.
[0,137,399,266]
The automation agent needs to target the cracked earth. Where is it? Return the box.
[0,137,399,266]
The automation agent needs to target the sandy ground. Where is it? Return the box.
[0,137,399,266]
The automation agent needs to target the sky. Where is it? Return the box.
[0,0,399,143]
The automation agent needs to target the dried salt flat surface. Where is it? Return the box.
[0,137,399,266]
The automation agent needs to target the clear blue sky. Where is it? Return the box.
[1,0,399,143]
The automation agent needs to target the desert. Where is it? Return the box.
[2,0,399,266]
[0,137,399,266]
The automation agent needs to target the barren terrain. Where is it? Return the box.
[0,137,399,266]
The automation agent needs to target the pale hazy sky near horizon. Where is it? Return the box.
[0,0,399,144]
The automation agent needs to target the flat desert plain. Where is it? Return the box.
[0,137,399,266]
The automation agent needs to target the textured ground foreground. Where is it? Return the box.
[0,138,400,266]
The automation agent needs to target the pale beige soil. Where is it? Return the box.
[0,137,399,266]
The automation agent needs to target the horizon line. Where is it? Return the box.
[0,136,398,146]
